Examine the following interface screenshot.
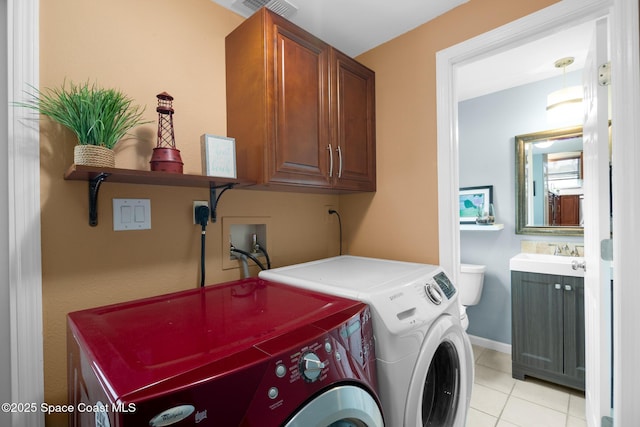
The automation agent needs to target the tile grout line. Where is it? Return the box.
[495,372,517,427]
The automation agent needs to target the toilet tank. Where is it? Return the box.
[459,263,486,306]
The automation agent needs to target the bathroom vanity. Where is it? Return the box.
[510,254,585,391]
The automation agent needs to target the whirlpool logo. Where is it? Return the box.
[149,405,195,426]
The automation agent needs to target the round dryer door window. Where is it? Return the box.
[284,385,384,427]
[422,341,460,425]
[404,315,474,427]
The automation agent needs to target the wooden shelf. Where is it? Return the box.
[460,223,505,231]
[64,164,254,226]
[64,164,250,188]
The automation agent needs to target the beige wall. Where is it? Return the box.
[39,0,557,424]
[39,0,340,424]
[343,0,558,263]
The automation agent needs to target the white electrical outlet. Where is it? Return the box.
[193,201,209,224]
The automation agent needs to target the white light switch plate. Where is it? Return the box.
[113,199,151,231]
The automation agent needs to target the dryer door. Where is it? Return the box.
[284,385,384,427]
[404,315,473,427]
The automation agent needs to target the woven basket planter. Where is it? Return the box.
[74,145,115,168]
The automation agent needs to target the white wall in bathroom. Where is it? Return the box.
[458,70,584,344]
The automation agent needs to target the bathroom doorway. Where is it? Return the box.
[456,21,593,348]
[436,0,639,425]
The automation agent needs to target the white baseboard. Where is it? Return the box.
[467,334,511,354]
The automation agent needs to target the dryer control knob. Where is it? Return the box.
[300,352,325,382]
[425,283,443,305]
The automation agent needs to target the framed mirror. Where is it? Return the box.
[515,126,583,236]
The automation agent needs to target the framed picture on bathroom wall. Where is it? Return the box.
[459,185,493,223]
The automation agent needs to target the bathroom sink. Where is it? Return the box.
[509,253,585,277]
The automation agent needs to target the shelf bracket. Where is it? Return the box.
[210,183,235,223]
[88,173,110,226]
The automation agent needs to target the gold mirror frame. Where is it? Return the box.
[515,125,584,236]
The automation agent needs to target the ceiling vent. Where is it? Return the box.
[231,0,298,19]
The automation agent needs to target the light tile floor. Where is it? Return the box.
[469,345,587,427]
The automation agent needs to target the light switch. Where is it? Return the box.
[113,199,151,231]
[134,205,145,223]
[121,205,133,223]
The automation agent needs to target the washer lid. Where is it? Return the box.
[68,278,360,402]
[260,256,459,335]
[260,255,441,299]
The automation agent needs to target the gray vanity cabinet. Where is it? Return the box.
[511,271,585,390]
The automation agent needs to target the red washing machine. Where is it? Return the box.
[67,278,384,427]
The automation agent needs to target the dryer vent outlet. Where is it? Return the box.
[232,0,298,18]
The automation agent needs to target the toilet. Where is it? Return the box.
[458,263,486,330]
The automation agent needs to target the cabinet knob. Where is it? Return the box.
[571,260,586,271]
[555,283,562,290]
[564,284,573,291]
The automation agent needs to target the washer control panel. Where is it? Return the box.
[244,304,377,425]
[367,267,458,335]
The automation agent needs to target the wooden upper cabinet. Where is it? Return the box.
[225,8,375,192]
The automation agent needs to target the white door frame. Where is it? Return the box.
[581,16,611,423]
[437,0,640,425]
[7,0,44,426]
[610,0,640,424]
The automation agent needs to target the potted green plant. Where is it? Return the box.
[16,80,151,168]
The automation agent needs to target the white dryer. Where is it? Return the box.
[260,255,474,427]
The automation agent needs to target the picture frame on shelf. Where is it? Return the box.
[459,185,493,223]
[201,134,237,178]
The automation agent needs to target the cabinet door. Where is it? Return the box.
[331,49,376,191]
[563,277,585,382]
[559,195,581,225]
[511,271,564,375]
[549,193,558,225]
[268,22,331,187]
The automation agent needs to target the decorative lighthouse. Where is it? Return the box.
[149,92,184,173]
